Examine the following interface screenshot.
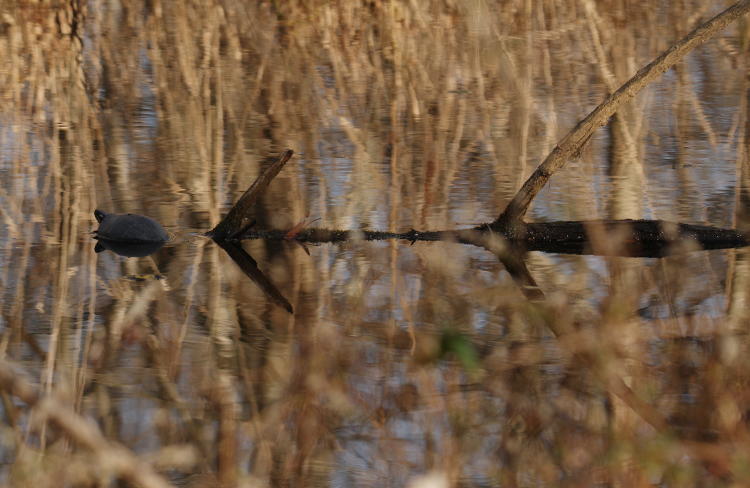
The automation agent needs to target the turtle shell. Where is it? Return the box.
[94,209,169,244]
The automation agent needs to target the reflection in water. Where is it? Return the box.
[93,238,166,257]
[216,240,293,314]
[2,1,750,486]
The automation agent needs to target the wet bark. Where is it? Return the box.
[236,219,748,257]
[207,150,294,241]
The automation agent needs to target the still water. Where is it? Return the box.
[2,1,750,486]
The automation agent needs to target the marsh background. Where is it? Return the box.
[2,0,750,486]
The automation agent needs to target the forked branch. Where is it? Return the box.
[207,149,294,241]
[493,0,750,237]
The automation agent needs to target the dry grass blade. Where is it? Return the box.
[0,362,174,488]
[36,400,175,488]
[207,149,294,241]
[496,0,750,235]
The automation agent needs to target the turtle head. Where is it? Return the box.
[94,209,107,223]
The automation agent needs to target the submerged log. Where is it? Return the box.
[208,150,750,315]
[522,220,748,257]
[237,219,748,258]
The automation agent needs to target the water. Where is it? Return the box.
[2,1,750,486]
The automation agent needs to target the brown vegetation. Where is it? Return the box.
[1,0,750,486]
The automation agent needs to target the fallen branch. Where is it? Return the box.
[208,151,749,314]
[207,149,296,313]
[239,220,748,258]
[494,0,750,238]
[207,149,294,241]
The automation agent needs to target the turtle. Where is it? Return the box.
[93,209,169,256]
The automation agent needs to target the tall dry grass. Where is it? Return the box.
[0,0,749,486]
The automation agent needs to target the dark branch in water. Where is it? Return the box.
[215,240,293,314]
[207,150,750,314]
[238,220,748,258]
[237,227,475,243]
[207,150,294,241]
[208,150,296,314]
[494,246,545,301]
[522,220,748,257]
